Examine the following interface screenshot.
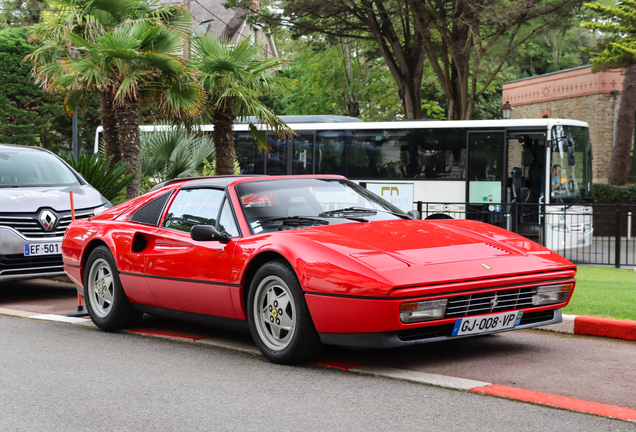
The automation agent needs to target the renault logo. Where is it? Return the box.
[39,210,57,231]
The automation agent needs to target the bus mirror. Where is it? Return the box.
[566,136,576,166]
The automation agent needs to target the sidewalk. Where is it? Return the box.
[539,314,636,341]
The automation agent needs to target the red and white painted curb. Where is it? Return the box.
[538,314,636,341]
[1,306,635,423]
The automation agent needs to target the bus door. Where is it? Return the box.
[505,130,548,242]
[467,131,505,205]
[466,131,505,228]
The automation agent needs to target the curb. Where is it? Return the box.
[538,314,636,341]
[1,307,635,423]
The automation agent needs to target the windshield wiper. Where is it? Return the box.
[319,206,408,219]
[259,216,330,226]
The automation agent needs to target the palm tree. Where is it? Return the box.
[26,0,203,198]
[141,126,215,182]
[190,35,296,175]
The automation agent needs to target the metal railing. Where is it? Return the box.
[414,201,636,268]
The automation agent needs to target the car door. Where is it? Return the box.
[144,187,240,318]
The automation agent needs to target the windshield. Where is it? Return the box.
[0,149,80,188]
[549,125,592,203]
[236,178,406,234]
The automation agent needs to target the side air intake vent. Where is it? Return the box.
[129,191,173,226]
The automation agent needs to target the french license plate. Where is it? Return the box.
[451,310,524,336]
[24,243,62,256]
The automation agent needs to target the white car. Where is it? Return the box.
[0,144,110,282]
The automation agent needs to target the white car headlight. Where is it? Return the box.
[531,283,574,306]
[399,299,448,323]
[93,203,113,215]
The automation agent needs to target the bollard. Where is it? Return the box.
[65,190,89,318]
[628,212,633,240]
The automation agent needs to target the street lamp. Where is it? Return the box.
[502,101,513,119]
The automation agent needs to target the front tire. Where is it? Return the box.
[84,245,142,331]
[247,260,323,364]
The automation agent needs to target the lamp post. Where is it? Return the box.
[502,100,513,119]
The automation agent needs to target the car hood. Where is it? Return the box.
[0,185,107,213]
[289,219,574,293]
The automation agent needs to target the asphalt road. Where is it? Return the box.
[2,278,636,423]
[1,315,634,431]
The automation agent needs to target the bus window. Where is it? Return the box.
[550,125,592,202]
[468,131,504,203]
[267,133,287,175]
[415,129,466,179]
[316,130,345,175]
[292,134,314,175]
[507,132,546,204]
[235,132,264,174]
[346,129,411,179]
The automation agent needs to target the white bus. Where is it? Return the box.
[95,115,593,250]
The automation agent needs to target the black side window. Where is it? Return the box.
[129,191,173,226]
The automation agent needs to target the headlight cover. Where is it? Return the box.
[399,299,448,323]
[93,202,113,215]
[531,283,574,306]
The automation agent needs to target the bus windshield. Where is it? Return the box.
[550,125,592,203]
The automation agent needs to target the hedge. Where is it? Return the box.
[592,183,636,203]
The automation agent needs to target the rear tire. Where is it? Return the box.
[247,260,323,364]
[84,245,142,330]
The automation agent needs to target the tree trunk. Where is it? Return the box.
[99,89,120,165]
[213,103,237,175]
[114,97,142,198]
[397,77,423,119]
[362,0,425,120]
[609,63,636,185]
[346,101,360,117]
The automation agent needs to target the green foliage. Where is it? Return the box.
[191,34,296,174]
[26,0,204,198]
[0,27,99,153]
[583,0,636,69]
[592,183,636,202]
[264,34,403,121]
[61,151,136,202]
[141,127,215,182]
[201,158,241,176]
[504,22,596,78]
[563,266,636,320]
[0,0,46,29]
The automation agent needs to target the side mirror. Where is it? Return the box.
[407,210,420,220]
[566,136,576,166]
[190,224,231,243]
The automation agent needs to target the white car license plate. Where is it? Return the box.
[451,310,524,336]
[24,243,62,256]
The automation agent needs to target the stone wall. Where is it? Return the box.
[510,93,619,183]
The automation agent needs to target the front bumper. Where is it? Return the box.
[0,226,65,282]
[319,309,562,348]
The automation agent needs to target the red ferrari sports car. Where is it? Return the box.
[62,175,576,364]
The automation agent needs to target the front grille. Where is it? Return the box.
[0,210,92,239]
[444,287,536,318]
[0,253,64,276]
[396,310,555,342]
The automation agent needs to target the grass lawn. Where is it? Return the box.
[563,266,636,321]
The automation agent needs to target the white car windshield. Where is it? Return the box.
[0,149,80,188]
[236,178,407,234]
